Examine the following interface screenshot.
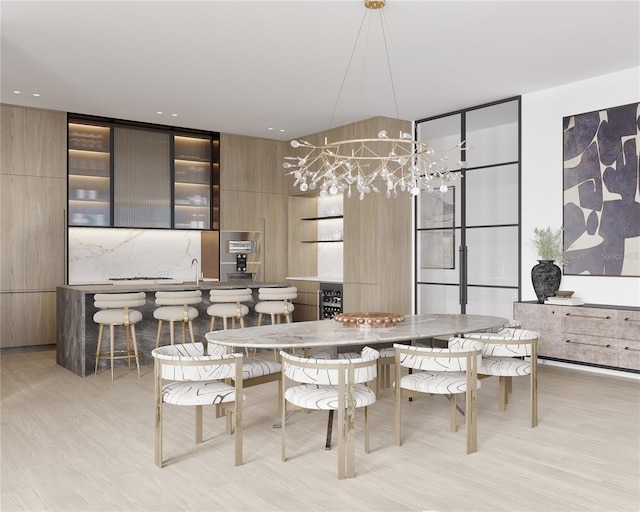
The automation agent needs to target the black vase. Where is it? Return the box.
[531,260,562,303]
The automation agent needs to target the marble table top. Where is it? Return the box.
[205,314,508,350]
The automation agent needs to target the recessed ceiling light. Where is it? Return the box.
[156,111,163,115]
[32,93,40,97]
[279,129,285,132]
[171,113,178,117]
[268,128,274,131]
[13,90,21,94]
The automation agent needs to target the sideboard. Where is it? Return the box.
[513,301,640,372]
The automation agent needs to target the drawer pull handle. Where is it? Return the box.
[565,313,611,320]
[565,339,612,349]
[624,317,640,323]
[624,346,640,352]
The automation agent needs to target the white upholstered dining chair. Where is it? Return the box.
[456,328,539,427]
[280,347,379,479]
[152,342,244,467]
[394,343,482,454]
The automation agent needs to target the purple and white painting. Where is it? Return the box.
[563,102,640,277]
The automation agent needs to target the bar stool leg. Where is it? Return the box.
[131,324,141,378]
[188,320,195,344]
[125,325,132,373]
[169,321,175,345]
[95,324,104,375]
[155,320,163,348]
[109,324,116,381]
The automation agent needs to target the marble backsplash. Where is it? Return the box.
[68,228,202,284]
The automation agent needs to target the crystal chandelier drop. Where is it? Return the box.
[284,0,466,200]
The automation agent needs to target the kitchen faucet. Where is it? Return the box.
[191,258,199,286]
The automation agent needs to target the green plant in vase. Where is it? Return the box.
[531,226,567,303]
[532,226,568,265]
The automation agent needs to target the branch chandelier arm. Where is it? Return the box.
[284,0,467,200]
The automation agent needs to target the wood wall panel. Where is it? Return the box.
[0,175,66,291]
[1,105,67,178]
[0,104,66,348]
[287,195,317,277]
[0,291,57,348]
[220,133,287,194]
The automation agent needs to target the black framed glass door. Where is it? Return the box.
[415,97,521,319]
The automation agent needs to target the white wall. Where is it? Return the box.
[522,67,640,307]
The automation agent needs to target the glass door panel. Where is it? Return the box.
[466,100,519,168]
[174,135,212,229]
[416,113,463,172]
[417,283,461,314]
[113,127,171,228]
[465,164,519,226]
[466,286,520,319]
[68,122,111,227]
[466,226,519,287]
[416,228,461,284]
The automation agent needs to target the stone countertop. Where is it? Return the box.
[206,313,509,350]
[58,281,288,293]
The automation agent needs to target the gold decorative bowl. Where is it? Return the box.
[333,312,405,328]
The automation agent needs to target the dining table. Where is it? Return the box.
[204,313,509,353]
[204,313,508,477]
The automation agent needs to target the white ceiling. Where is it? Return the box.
[2,0,639,141]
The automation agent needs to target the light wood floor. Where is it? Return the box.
[1,349,639,512]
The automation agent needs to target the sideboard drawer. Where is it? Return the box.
[562,333,619,367]
[618,338,640,370]
[616,310,640,341]
[562,308,615,337]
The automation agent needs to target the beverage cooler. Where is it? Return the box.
[319,283,343,319]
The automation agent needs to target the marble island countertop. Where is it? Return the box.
[59,281,286,292]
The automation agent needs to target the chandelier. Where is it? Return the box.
[284,0,466,200]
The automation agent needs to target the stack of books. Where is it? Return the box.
[544,296,585,306]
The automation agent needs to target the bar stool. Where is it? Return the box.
[208,288,252,357]
[255,286,297,325]
[207,288,252,331]
[93,292,146,380]
[153,290,202,348]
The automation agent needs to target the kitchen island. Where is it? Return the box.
[56,281,289,376]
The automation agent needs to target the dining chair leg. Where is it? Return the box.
[450,394,457,432]
[195,405,203,444]
[499,376,508,411]
[325,411,334,450]
[364,406,370,454]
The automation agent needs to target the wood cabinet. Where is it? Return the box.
[67,116,220,230]
[219,133,288,283]
[1,104,66,348]
[287,279,319,322]
[513,301,640,371]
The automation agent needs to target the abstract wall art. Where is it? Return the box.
[563,102,640,276]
